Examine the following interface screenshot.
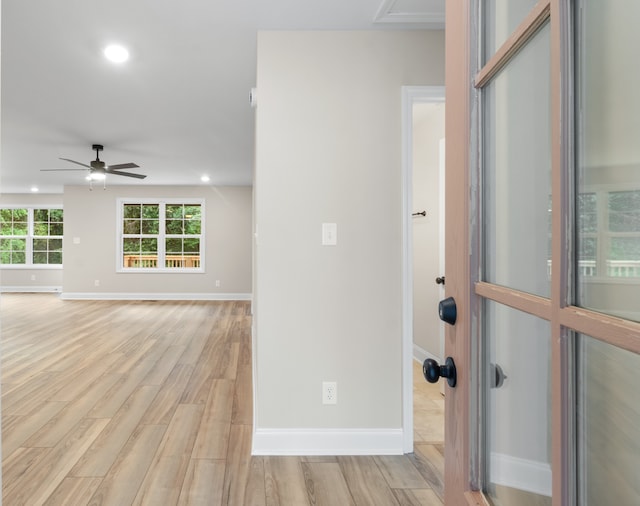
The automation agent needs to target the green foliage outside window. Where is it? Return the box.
[609,191,640,233]
[165,238,200,254]
[0,208,28,236]
[122,201,202,269]
[578,193,598,269]
[608,192,640,263]
[165,204,201,235]
[0,238,26,264]
[0,208,63,265]
[577,191,640,277]
[609,238,640,261]
[124,204,159,235]
[32,208,63,265]
[123,237,158,254]
[578,193,598,233]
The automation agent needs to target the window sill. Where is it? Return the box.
[116,268,205,274]
[580,276,640,285]
[0,264,63,270]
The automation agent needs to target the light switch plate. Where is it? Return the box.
[322,223,337,245]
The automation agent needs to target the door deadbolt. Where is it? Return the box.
[438,297,457,325]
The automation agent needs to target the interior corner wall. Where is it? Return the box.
[253,30,445,453]
[62,185,252,297]
[0,193,64,290]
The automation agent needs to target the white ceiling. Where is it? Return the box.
[1,0,444,194]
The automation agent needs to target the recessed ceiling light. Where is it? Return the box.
[30,186,39,192]
[201,175,211,183]
[104,44,129,63]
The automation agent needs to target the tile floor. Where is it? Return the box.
[413,360,444,444]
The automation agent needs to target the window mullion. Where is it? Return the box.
[598,190,608,277]
[27,208,34,266]
[158,203,166,269]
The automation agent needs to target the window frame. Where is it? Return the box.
[116,198,205,273]
[0,206,64,269]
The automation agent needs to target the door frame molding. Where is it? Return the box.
[401,85,445,453]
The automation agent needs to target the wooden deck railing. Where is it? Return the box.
[124,255,200,268]
[547,259,640,278]
[607,260,640,277]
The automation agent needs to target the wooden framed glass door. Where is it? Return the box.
[444,1,640,504]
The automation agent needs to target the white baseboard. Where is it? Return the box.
[413,343,441,364]
[252,428,404,456]
[59,292,252,301]
[490,452,552,497]
[1,286,62,293]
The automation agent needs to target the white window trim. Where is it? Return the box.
[0,205,64,269]
[116,198,205,273]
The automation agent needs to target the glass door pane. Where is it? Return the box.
[576,0,640,323]
[483,0,540,61]
[484,301,551,505]
[481,12,553,505]
[484,22,551,297]
[574,2,640,502]
[576,334,640,504]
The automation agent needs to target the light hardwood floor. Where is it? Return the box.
[1,294,444,505]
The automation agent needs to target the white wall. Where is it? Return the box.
[412,103,445,360]
[254,30,444,453]
[62,185,252,298]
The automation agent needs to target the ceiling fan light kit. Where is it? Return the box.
[41,143,147,189]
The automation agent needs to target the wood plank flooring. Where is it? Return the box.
[1,294,444,505]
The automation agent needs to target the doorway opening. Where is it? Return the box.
[401,86,446,453]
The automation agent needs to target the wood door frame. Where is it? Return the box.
[401,85,445,454]
[445,1,481,503]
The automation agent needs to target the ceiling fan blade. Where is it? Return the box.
[59,157,92,169]
[109,170,147,179]
[107,162,139,170]
[41,168,87,171]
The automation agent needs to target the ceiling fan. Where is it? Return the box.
[42,144,146,180]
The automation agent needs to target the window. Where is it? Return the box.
[607,190,640,277]
[118,199,203,271]
[577,192,598,276]
[577,189,640,278]
[0,207,64,267]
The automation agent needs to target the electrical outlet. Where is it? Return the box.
[94,279,100,287]
[215,280,221,287]
[322,381,337,405]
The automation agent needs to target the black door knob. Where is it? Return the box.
[422,357,457,388]
[435,276,445,285]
